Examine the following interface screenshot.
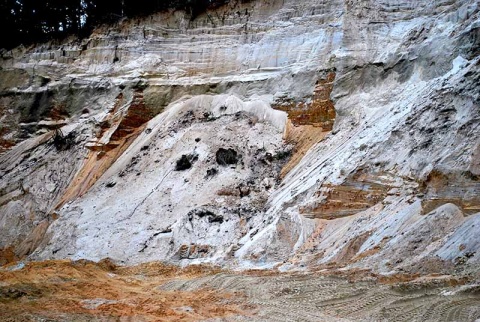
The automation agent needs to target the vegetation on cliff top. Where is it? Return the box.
[0,0,234,50]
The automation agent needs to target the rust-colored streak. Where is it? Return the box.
[329,231,372,265]
[0,137,16,154]
[47,103,70,121]
[55,134,141,209]
[0,221,49,265]
[0,246,17,266]
[300,183,387,219]
[281,121,328,178]
[301,172,390,220]
[274,72,336,129]
[275,72,336,177]
[14,220,50,259]
[56,91,154,210]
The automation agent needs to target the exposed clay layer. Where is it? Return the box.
[0,246,16,266]
[281,121,328,178]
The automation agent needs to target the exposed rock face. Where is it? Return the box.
[0,0,479,278]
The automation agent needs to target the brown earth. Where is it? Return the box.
[0,260,250,322]
[1,260,480,322]
[281,120,328,178]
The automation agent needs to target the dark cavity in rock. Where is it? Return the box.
[216,148,239,166]
[52,129,75,151]
[205,168,218,178]
[188,209,224,224]
[175,154,198,171]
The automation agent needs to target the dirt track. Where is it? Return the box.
[162,272,480,322]
[1,261,479,321]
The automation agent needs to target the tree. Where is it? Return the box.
[0,0,21,49]
[0,0,231,50]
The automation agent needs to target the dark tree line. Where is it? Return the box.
[0,0,231,50]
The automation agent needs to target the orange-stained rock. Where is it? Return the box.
[273,72,336,129]
[275,72,336,177]
[56,90,155,209]
[300,171,390,220]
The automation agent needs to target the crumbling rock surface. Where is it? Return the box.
[0,0,479,283]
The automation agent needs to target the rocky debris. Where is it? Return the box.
[27,95,287,265]
[119,155,141,177]
[202,111,218,122]
[237,183,251,198]
[0,283,43,299]
[105,181,116,188]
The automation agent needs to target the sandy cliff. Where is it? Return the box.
[0,0,479,280]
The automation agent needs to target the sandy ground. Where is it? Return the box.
[1,260,479,322]
[0,260,249,321]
